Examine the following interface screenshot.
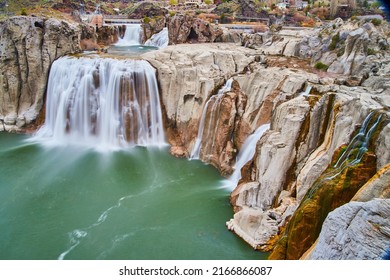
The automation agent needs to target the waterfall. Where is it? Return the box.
[228,124,270,186]
[333,111,381,169]
[307,111,382,198]
[300,84,312,97]
[34,56,165,149]
[144,28,169,48]
[190,79,234,159]
[116,24,142,46]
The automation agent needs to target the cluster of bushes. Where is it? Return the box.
[314,62,329,71]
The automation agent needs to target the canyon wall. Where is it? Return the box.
[142,19,390,259]
[0,16,81,132]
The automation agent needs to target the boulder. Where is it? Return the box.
[167,13,223,44]
[129,2,168,19]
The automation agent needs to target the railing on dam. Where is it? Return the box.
[103,18,141,25]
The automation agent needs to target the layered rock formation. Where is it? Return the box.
[142,13,225,45]
[168,14,223,44]
[0,16,81,132]
[242,18,390,78]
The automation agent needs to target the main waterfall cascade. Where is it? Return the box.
[190,79,234,159]
[35,56,165,148]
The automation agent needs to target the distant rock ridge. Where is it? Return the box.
[241,17,390,80]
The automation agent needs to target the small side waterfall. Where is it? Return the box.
[144,28,169,48]
[190,79,233,159]
[229,124,270,186]
[35,56,165,148]
[300,84,312,97]
[116,24,142,46]
[307,111,382,197]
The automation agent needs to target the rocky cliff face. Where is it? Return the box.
[141,43,256,173]
[0,16,81,132]
[142,36,389,259]
[168,15,224,44]
[303,199,390,259]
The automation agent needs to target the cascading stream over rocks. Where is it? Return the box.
[190,78,234,160]
[34,56,165,149]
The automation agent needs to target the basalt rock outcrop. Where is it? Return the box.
[141,16,166,43]
[129,2,168,19]
[0,16,81,132]
[303,199,390,259]
[167,13,224,45]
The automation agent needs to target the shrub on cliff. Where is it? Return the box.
[329,32,340,51]
[315,62,329,71]
[371,18,382,26]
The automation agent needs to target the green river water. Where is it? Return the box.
[0,132,267,260]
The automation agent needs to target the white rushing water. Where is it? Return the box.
[228,124,270,187]
[300,84,312,97]
[34,56,165,149]
[115,24,142,46]
[144,27,169,48]
[190,79,234,159]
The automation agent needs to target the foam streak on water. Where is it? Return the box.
[58,192,137,260]
[57,173,188,260]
